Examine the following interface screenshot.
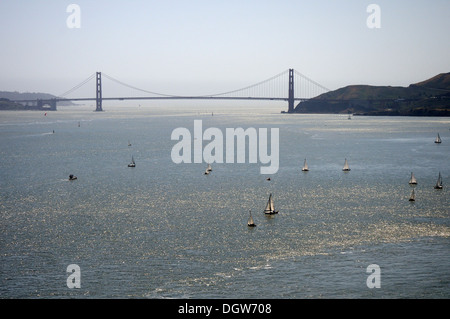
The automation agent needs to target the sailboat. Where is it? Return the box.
[409,172,417,185]
[263,193,278,215]
[302,158,309,171]
[204,163,212,175]
[128,140,132,146]
[247,210,256,227]
[434,172,443,189]
[409,189,415,201]
[435,133,442,144]
[342,158,351,171]
[128,156,136,167]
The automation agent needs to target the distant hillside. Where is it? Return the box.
[0,98,29,110]
[0,91,75,107]
[293,73,450,116]
[413,72,450,90]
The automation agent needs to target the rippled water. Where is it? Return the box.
[0,105,449,298]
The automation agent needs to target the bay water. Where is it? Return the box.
[1,104,449,298]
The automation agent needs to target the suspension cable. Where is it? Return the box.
[58,73,96,98]
[102,73,177,97]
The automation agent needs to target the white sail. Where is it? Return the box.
[302,158,309,171]
[247,210,256,226]
[342,158,350,171]
[207,163,212,171]
[409,189,415,201]
[434,172,443,189]
[264,194,278,214]
[264,195,272,213]
[409,172,417,184]
[435,133,441,143]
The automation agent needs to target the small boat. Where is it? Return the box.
[434,172,443,189]
[128,140,132,146]
[247,210,256,227]
[263,193,278,215]
[203,163,212,175]
[69,174,77,181]
[409,189,415,201]
[128,156,136,167]
[342,158,351,171]
[409,172,417,185]
[302,158,309,171]
[435,133,441,144]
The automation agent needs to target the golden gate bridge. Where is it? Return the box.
[12,69,331,113]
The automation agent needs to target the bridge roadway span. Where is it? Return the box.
[45,96,309,102]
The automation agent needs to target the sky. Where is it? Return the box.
[0,0,449,98]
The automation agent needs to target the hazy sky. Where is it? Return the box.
[0,0,449,98]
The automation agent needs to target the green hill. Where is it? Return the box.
[293,72,450,116]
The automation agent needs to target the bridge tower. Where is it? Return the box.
[288,69,294,113]
[95,72,103,112]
